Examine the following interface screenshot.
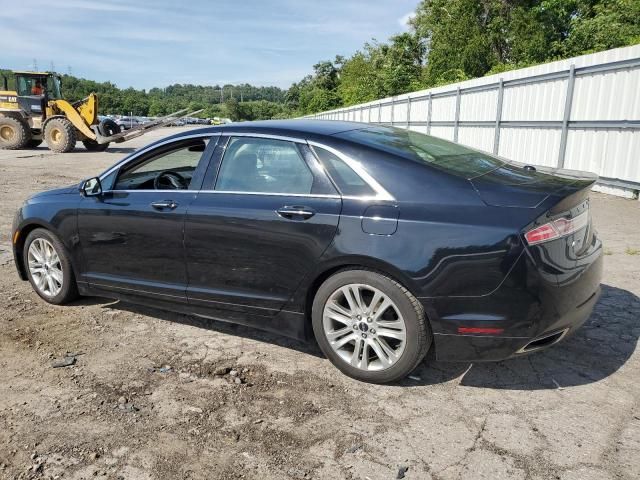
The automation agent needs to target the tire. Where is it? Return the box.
[23,228,79,305]
[0,116,31,150]
[26,139,43,148]
[82,140,109,152]
[312,269,431,383]
[98,118,121,137]
[44,117,76,153]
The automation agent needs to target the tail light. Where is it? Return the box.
[525,211,589,246]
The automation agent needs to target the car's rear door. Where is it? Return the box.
[184,134,341,317]
[76,134,217,301]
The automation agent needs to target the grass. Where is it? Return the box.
[603,248,613,256]
[625,247,640,255]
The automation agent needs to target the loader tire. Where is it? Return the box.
[0,117,31,150]
[44,118,76,153]
[98,118,121,137]
[82,140,109,152]
[26,139,43,148]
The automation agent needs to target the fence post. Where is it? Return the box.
[427,92,432,134]
[368,103,372,123]
[378,101,382,124]
[406,97,411,129]
[390,98,395,126]
[493,78,504,155]
[453,87,461,143]
[558,64,576,168]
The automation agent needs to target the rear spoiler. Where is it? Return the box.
[93,108,204,145]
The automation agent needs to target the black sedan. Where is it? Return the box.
[12,120,603,383]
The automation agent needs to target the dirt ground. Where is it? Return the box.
[0,128,638,480]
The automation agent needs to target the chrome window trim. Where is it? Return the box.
[99,132,221,181]
[224,131,308,143]
[306,140,395,201]
[198,190,341,199]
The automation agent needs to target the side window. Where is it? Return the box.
[114,138,209,190]
[312,146,376,197]
[215,137,313,194]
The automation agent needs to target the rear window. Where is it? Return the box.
[336,126,505,179]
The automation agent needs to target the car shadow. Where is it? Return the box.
[405,284,639,390]
[97,300,324,358]
[82,283,638,389]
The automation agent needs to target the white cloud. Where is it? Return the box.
[398,12,416,30]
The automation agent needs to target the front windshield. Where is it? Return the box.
[336,126,506,179]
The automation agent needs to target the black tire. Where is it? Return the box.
[26,139,43,148]
[82,140,109,152]
[23,228,79,305]
[312,269,431,383]
[44,117,76,153]
[0,116,31,150]
[98,118,121,137]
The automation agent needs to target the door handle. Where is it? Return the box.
[276,206,315,220]
[151,200,178,210]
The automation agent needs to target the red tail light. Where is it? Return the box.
[525,211,589,246]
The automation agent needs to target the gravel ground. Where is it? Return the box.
[0,128,638,480]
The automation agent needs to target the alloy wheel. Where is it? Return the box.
[322,283,407,371]
[27,238,63,297]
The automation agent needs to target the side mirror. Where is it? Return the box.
[80,177,102,197]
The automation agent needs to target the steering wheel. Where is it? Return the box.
[154,170,188,190]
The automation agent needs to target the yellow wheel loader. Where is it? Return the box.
[0,71,201,153]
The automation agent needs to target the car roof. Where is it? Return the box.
[170,119,371,139]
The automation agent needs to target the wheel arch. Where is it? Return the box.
[14,220,60,280]
[299,256,423,340]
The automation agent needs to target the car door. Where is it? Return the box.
[76,134,217,301]
[184,134,342,317]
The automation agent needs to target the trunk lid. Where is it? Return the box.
[469,162,598,208]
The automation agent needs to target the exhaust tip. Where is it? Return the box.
[517,328,569,354]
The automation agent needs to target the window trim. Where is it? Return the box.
[97,131,394,200]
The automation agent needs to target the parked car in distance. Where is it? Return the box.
[11,120,603,383]
[115,116,142,130]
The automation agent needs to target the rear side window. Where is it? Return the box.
[216,137,313,194]
[312,146,375,197]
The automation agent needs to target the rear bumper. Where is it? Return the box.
[432,286,600,362]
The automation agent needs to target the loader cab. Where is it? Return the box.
[13,72,61,118]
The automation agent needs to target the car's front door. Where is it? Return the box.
[77,135,217,301]
[184,135,342,317]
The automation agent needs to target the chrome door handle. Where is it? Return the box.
[276,206,315,220]
[151,200,178,210]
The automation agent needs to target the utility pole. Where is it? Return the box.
[220,86,224,103]
[32,59,38,71]
[49,61,55,73]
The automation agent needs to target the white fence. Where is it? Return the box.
[308,45,640,197]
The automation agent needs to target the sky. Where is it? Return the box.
[1,0,420,90]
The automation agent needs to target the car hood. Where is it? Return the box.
[29,184,79,199]
[469,163,598,208]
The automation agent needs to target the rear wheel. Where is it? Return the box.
[44,117,76,153]
[82,140,109,152]
[23,228,78,305]
[0,116,31,150]
[312,269,431,383]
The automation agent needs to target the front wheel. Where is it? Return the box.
[23,228,78,304]
[44,117,76,153]
[312,269,431,383]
